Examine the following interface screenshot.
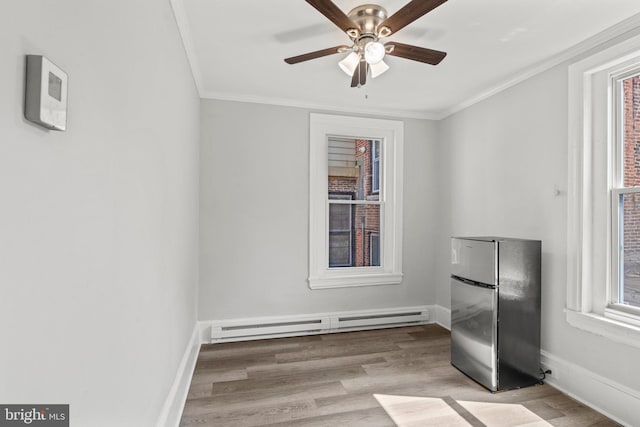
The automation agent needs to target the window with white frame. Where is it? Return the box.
[567,33,640,347]
[309,113,403,289]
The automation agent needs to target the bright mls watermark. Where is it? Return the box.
[0,405,68,426]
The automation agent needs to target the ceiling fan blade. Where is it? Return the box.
[305,0,360,35]
[378,0,448,36]
[350,61,368,87]
[385,42,447,65]
[285,45,350,64]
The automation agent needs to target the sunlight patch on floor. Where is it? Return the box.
[374,394,552,427]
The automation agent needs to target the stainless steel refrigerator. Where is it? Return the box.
[450,236,541,392]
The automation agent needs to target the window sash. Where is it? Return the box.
[326,200,382,269]
[609,66,640,318]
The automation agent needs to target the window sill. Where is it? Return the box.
[605,306,640,327]
[308,272,403,289]
[565,308,640,349]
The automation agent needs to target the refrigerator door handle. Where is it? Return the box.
[451,275,495,289]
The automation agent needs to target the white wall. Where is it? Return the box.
[0,1,199,426]
[437,44,640,425]
[199,100,439,320]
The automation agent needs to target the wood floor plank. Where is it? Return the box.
[274,340,404,363]
[194,352,276,372]
[198,342,304,360]
[200,334,321,352]
[180,398,318,427]
[190,368,248,384]
[320,325,425,340]
[182,381,347,416]
[263,407,396,427]
[361,354,453,376]
[181,325,621,427]
[247,354,387,379]
[313,392,381,411]
[211,364,367,396]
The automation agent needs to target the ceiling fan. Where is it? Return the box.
[284,0,448,87]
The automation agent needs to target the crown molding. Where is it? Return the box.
[439,12,640,119]
[169,0,205,95]
[201,90,443,120]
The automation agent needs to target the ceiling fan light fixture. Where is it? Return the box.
[370,59,389,78]
[364,41,385,64]
[338,51,360,76]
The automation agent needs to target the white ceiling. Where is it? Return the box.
[171,0,640,119]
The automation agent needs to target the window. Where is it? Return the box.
[309,114,403,289]
[567,32,640,347]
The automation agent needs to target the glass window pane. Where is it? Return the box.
[622,74,640,187]
[328,137,381,201]
[329,202,351,231]
[329,232,351,267]
[352,204,380,267]
[621,192,640,308]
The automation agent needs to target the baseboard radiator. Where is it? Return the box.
[209,306,430,343]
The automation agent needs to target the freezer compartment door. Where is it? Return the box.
[451,277,498,391]
[451,238,497,286]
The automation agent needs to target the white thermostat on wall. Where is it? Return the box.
[24,55,68,131]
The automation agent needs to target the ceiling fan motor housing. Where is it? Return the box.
[348,4,388,39]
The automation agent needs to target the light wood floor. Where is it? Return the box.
[180,325,620,426]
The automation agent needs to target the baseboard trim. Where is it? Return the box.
[432,304,451,330]
[540,350,640,426]
[156,323,201,427]
[200,306,433,344]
